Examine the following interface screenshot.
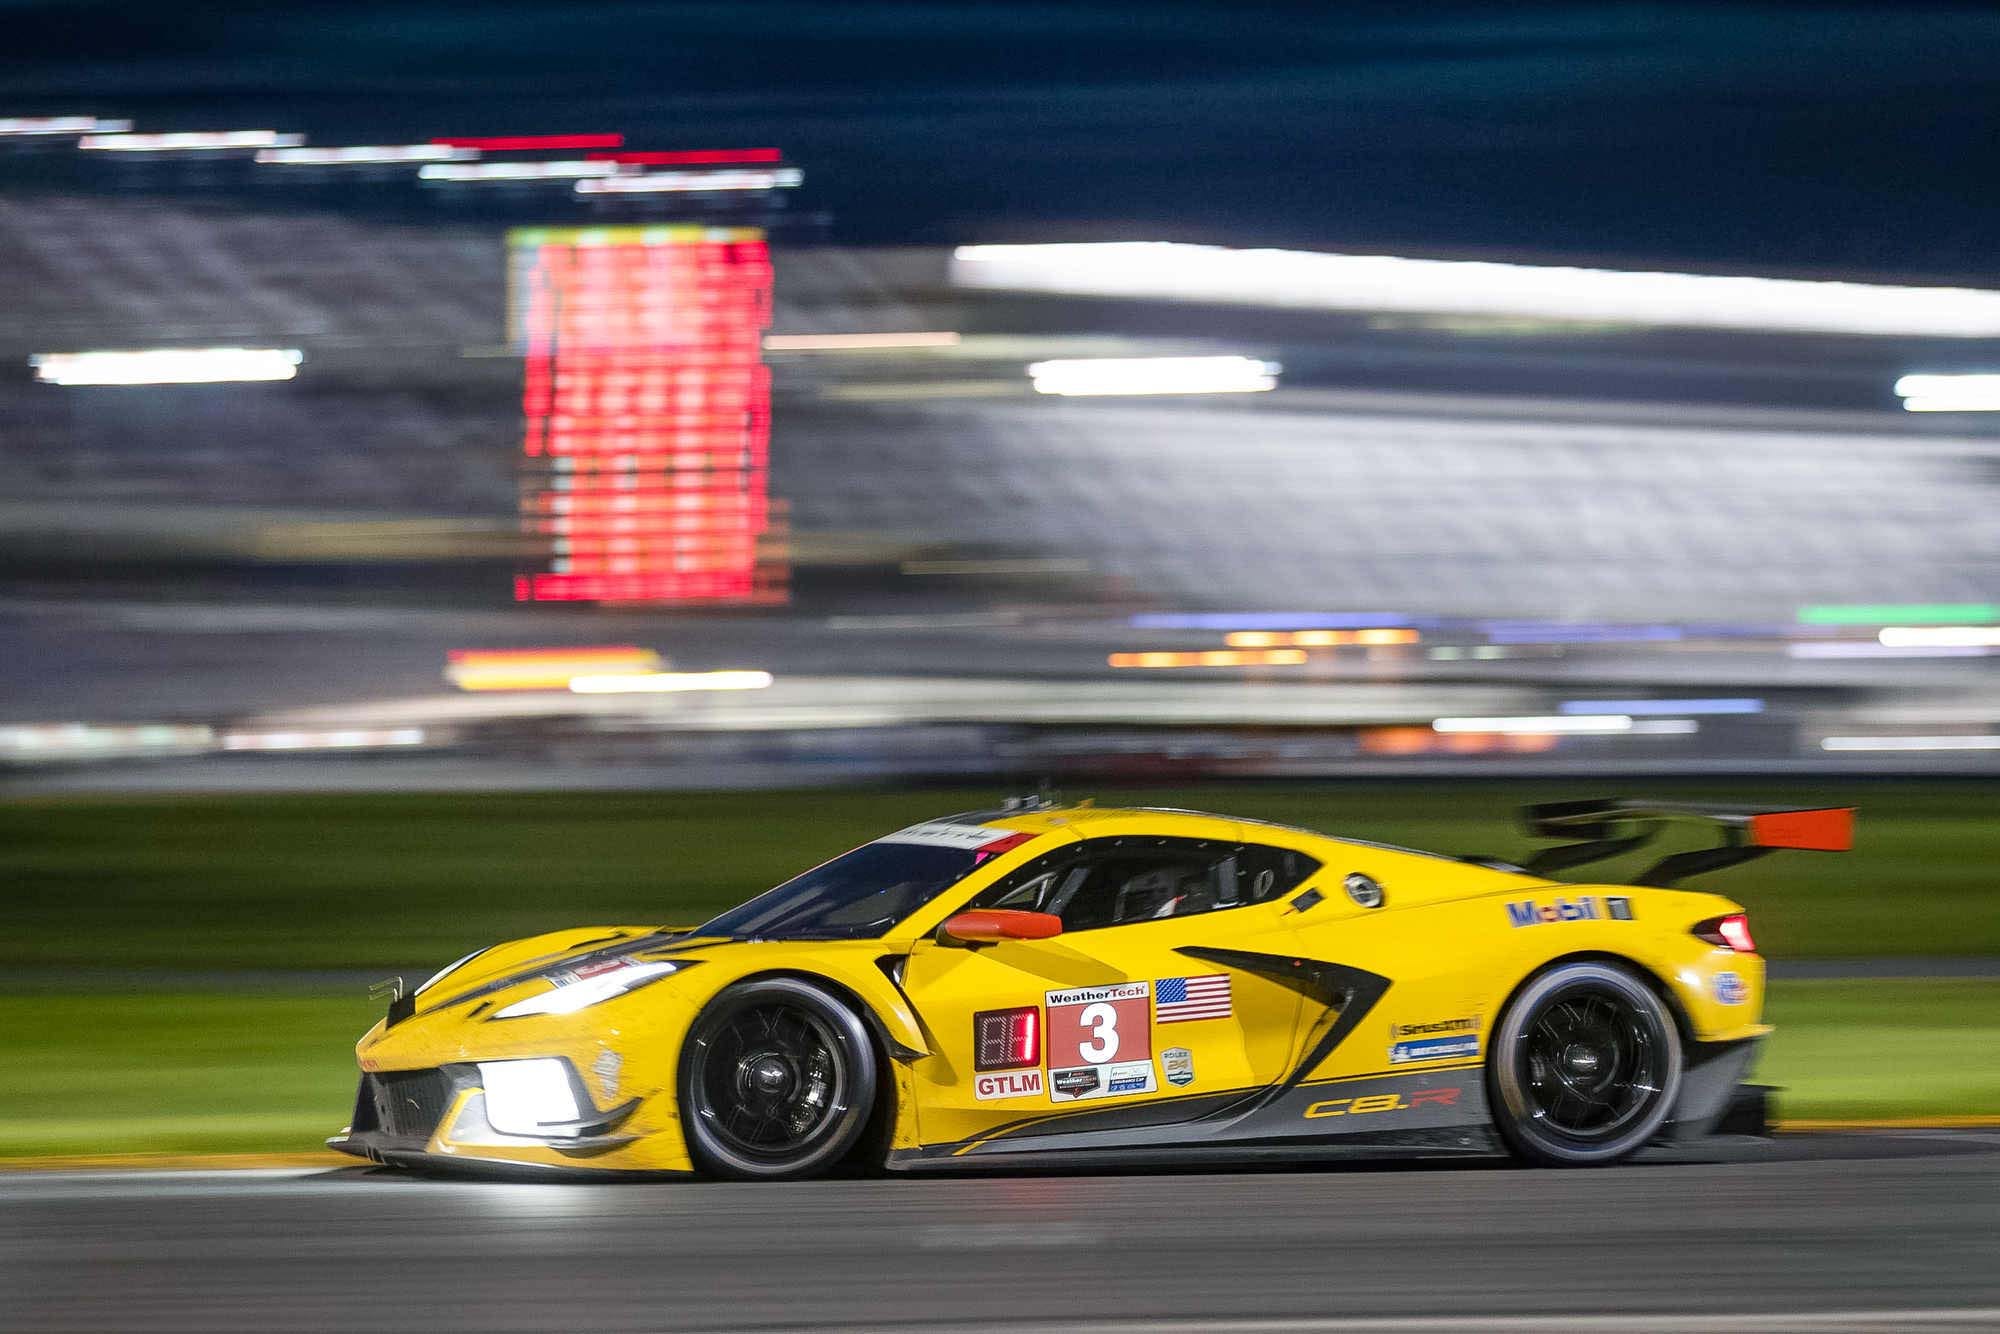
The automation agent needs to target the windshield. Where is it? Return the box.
[693,840,990,940]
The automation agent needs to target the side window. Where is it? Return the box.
[1230,843,1320,907]
[969,838,1320,931]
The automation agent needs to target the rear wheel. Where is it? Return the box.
[678,977,878,1180]
[1488,960,1682,1166]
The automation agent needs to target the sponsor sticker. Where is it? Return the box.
[1714,971,1748,1005]
[1389,1034,1480,1064]
[1051,1059,1156,1101]
[1105,1063,1154,1095]
[1162,1046,1195,1087]
[1389,1016,1477,1037]
[1506,895,1633,927]
[1050,1067,1101,1098]
[975,1069,1045,1101]
[593,1048,622,1100]
[1046,982,1151,1065]
[877,821,1022,850]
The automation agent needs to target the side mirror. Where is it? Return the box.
[939,909,1063,946]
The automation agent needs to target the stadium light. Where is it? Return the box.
[1893,373,2000,411]
[954,242,2000,338]
[764,332,960,351]
[257,144,478,165]
[1878,626,2000,647]
[80,130,302,152]
[1432,715,1633,735]
[574,167,803,194]
[1027,355,1278,396]
[0,116,131,136]
[567,670,774,694]
[30,348,303,386]
[1821,735,2000,751]
[420,160,626,181]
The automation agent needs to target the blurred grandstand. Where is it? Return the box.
[1,162,1995,786]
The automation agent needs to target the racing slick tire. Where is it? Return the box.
[1488,960,1683,1167]
[679,977,880,1180]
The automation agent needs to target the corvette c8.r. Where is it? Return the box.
[331,796,1850,1178]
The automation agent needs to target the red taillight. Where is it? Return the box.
[1694,913,1757,953]
[974,1006,1040,1070]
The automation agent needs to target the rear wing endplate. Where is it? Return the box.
[1518,799,1854,887]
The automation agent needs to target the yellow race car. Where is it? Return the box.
[330,796,1851,1178]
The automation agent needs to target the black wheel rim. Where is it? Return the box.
[1517,982,1666,1143]
[691,1001,848,1161]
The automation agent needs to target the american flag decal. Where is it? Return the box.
[1155,974,1232,1022]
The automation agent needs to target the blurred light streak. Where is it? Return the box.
[1798,603,1997,625]
[1432,715,1633,735]
[1132,613,1419,630]
[80,130,302,152]
[1108,650,1309,668]
[1788,642,1993,658]
[257,144,477,165]
[765,332,960,351]
[1628,719,1701,735]
[901,557,1090,575]
[447,647,664,692]
[953,242,2000,338]
[587,149,782,165]
[1821,735,2000,751]
[0,723,212,761]
[1879,626,2000,647]
[30,347,302,385]
[220,728,427,751]
[1894,373,2000,411]
[1481,621,1682,644]
[0,116,130,136]
[1028,355,1277,396]
[433,134,623,151]
[568,670,774,694]
[1560,698,1763,715]
[421,160,626,181]
[1225,629,1419,647]
[1362,726,1559,756]
[575,167,802,194]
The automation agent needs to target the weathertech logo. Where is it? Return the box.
[1303,1087,1461,1119]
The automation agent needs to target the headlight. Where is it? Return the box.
[478,1058,581,1135]
[490,959,680,1019]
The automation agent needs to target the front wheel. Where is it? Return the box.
[1488,960,1682,1166]
[678,977,879,1180]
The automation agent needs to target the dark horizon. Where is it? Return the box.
[4,2,2000,275]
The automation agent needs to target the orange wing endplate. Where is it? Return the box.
[1747,807,1855,852]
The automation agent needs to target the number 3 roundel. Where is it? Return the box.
[1046,982,1151,1067]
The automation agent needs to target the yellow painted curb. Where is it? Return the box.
[0,1150,353,1173]
[1779,1116,2000,1131]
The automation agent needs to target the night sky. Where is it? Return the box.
[4,2,1999,276]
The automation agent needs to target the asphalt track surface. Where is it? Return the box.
[3,1132,1998,1333]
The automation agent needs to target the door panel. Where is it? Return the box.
[900,900,1306,1148]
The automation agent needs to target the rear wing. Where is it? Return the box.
[1518,799,1854,887]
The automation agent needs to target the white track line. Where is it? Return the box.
[686,1311,2000,1334]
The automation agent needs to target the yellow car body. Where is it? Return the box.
[331,798,1834,1178]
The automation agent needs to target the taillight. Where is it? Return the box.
[1694,913,1757,953]
[973,1006,1040,1070]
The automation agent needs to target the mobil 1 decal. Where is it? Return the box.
[1045,982,1156,1101]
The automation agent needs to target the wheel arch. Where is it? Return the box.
[705,967,902,1167]
[1493,949,1695,1048]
